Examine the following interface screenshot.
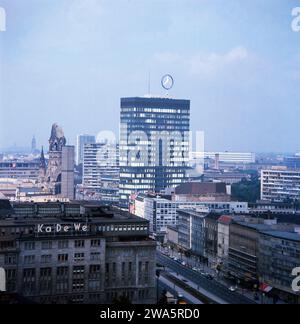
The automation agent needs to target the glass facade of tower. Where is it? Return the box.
[120,97,190,206]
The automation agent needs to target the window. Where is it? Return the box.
[6,269,16,291]
[41,255,52,264]
[72,266,85,292]
[24,242,35,251]
[90,252,101,261]
[24,255,35,265]
[91,240,101,248]
[74,253,85,262]
[41,241,52,250]
[58,254,68,262]
[23,268,36,294]
[40,268,52,293]
[5,254,17,265]
[89,265,101,280]
[58,240,69,249]
[75,240,85,248]
[56,267,69,293]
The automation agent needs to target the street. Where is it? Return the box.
[157,252,256,305]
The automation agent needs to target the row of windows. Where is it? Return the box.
[18,252,102,265]
[23,239,101,251]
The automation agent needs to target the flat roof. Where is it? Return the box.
[234,221,272,232]
[260,230,300,242]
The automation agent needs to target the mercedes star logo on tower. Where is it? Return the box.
[161,74,174,91]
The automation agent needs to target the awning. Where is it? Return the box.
[260,283,273,293]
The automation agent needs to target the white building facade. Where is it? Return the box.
[261,169,300,202]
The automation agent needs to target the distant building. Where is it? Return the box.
[191,152,255,165]
[174,182,230,202]
[204,170,251,185]
[38,147,47,184]
[82,143,119,204]
[76,135,95,166]
[119,97,190,206]
[261,169,300,202]
[131,194,248,237]
[249,201,300,215]
[283,155,300,170]
[0,161,40,180]
[0,201,156,304]
[31,136,37,154]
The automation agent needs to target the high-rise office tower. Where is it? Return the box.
[76,134,96,165]
[119,97,190,206]
[83,142,119,203]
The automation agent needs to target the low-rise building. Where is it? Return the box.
[228,220,274,285]
[174,182,230,202]
[217,215,233,265]
[131,194,248,237]
[204,213,220,264]
[176,209,208,259]
[0,161,40,180]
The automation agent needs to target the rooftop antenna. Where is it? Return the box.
[147,71,151,95]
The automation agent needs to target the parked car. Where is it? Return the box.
[204,273,214,280]
[229,286,238,292]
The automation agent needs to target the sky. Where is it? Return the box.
[0,0,300,153]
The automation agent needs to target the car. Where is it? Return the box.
[192,267,198,272]
[204,273,214,280]
[229,286,237,292]
[181,261,186,266]
[173,257,178,261]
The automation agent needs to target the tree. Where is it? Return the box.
[232,176,260,203]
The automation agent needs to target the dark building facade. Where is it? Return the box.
[119,97,190,206]
[0,202,156,304]
[204,213,220,263]
[228,221,271,285]
[259,231,300,304]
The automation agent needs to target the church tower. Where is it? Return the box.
[46,123,67,195]
[38,146,47,186]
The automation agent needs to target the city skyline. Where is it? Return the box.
[0,0,300,152]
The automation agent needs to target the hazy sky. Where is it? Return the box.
[0,0,299,152]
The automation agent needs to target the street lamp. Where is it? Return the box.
[156,269,161,303]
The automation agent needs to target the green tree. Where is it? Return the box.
[232,176,260,203]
